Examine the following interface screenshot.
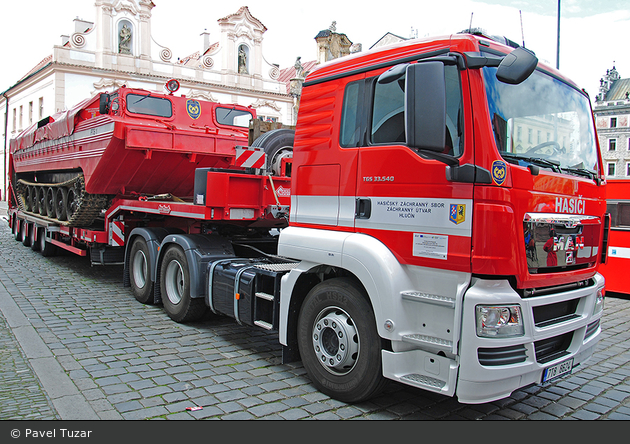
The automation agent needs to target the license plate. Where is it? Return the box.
[542,358,573,383]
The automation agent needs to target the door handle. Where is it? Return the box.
[355,198,371,219]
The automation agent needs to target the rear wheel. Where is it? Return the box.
[160,246,206,322]
[21,221,31,247]
[30,225,39,251]
[130,237,154,304]
[297,278,387,403]
[12,216,21,241]
[251,128,294,176]
[38,227,57,257]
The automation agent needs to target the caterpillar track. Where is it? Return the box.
[16,175,111,227]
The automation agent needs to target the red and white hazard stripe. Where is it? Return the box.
[109,221,125,247]
[235,146,265,169]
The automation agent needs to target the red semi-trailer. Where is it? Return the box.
[6,32,609,404]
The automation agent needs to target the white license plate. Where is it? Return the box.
[542,358,573,383]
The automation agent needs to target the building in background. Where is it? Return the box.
[1,2,297,200]
[593,65,630,178]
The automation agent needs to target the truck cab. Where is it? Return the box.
[277,33,607,403]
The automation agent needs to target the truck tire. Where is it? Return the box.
[21,221,31,247]
[12,216,21,241]
[160,246,206,322]
[129,237,154,304]
[297,277,387,403]
[251,128,294,176]
[38,228,57,257]
[30,225,40,251]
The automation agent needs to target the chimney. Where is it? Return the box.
[74,17,94,33]
[201,29,211,54]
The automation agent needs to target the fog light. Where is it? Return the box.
[476,305,524,337]
[593,288,604,315]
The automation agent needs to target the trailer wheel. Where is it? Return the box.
[130,237,154,304]
[297,277,387,403]
[38,228,57,257]
[160,246,206,322]
[30,225,40,251]
[12,216,21,241]
[21,221,31,247]
[251,128,294,176]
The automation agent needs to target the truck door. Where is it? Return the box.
[352,60,475,272]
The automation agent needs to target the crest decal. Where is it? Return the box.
[492,160,507,186]
[449,204,466,225]
[186,99,201,120]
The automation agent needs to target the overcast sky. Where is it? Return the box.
[2,0,629,103]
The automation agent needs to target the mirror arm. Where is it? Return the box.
[464,52,503,69]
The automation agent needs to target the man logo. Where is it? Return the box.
[186,99,201,120]
[450,204,465,225]
[492,160,507,186]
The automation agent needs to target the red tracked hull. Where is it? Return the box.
[10,86,254,198]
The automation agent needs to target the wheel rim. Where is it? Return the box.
[66,188,77,219]
[55,187,67,220]
[132,250,148,289]
[37,188,46,214]
[164,260,185,305]
[311,306,360,375]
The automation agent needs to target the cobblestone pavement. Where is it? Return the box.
[1,207,629,420]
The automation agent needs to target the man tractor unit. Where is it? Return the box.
[7,32,609,404]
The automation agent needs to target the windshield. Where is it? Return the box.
[126,94,173,118]
[216,107,253,128]
[483,66,599,176]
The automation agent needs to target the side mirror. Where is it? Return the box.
[99,93,110,115]
[496,47,538,85]
[405,61,446,152]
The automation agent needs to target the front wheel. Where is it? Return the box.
[297,278,387,403]
[159,246,206,322]
[129,237,154,304]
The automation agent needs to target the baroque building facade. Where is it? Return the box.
[593,65,630,179]
[1,1,297,200]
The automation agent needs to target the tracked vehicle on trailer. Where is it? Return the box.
[7,32,610,404]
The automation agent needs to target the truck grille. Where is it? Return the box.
[534,332,572,364]
[478,344,527,366]
[533,298,580,327]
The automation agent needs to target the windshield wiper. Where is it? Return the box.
[502,152,561,173]
[561,166,597,180]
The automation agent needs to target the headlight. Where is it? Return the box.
[476,305,524,338]
[593,288,604,316]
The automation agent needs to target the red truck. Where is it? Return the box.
[598,179,630,297]
[6,32,608,404]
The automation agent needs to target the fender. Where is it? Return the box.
[124,227,185,293]
[156,233,235,302]
[278,226,471,349]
